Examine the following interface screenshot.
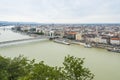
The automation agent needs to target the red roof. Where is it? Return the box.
[111,38,120,40]
[67,32,77,35]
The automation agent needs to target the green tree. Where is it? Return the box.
[0,56,9,80]
[7,55,30,80]
[29,28,36,32]
[23,61,65,80]
[63,55,94,80]
[0,55,94,80]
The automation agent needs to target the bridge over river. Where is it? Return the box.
[0,35,61,47]
[0,36,48,47]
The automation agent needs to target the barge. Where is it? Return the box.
[54,39,70,45]
[107,48,120,53]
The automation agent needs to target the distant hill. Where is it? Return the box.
[0,21,40,26]
[0,21,120,27]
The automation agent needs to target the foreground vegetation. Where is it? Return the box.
[0,55,94,80]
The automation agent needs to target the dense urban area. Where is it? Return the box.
[0,22,120,53]
[6,23,119,53]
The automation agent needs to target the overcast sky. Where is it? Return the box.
[0,0,120,23]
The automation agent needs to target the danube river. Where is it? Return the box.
[0,27,120,80]
[0,26,31,42]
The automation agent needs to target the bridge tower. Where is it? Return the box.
[49,31,54,40]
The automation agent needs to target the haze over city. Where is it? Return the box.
[0,0,120,23]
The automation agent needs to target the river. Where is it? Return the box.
[0,26,31,42]
[0,27,120,80]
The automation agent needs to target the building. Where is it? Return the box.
[76,33,83,41]
[66,32,76,40]
[111,38,120,45]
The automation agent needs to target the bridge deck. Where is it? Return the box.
[0,36,61,47]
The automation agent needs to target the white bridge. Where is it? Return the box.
[0,36,61,47]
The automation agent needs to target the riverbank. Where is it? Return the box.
[66,40,120,53]
[70,41,86,46]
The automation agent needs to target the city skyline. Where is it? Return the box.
[0,0,120,23]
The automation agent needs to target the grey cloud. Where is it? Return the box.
[0,0,120,23]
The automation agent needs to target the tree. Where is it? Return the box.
[23,61,65,80]
[0,55,94,80]
[7,55,29,80]
[0,56,9,80]
[63,55,94,80]
[29,28,36,32]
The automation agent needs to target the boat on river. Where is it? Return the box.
[107,48,120,53]
[54,39,70,45]
[84,44,92,48]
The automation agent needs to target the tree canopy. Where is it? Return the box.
[0,55,94,80]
